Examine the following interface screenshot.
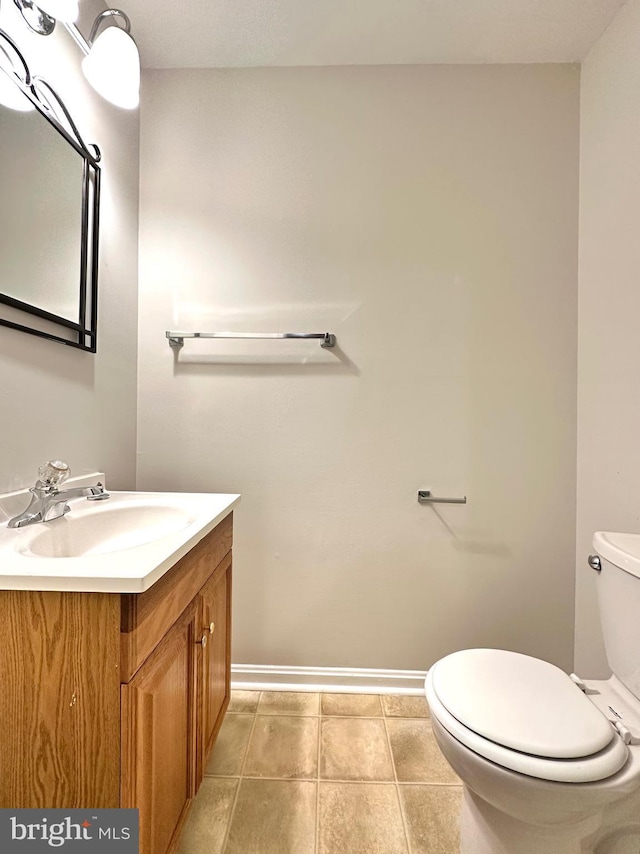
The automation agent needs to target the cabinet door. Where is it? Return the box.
[0,591,121,809]
[197,553,232,786]
[121,602,200,854]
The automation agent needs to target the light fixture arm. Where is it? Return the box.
[10,0,140,110]
[0,28,32,85]
[87,8,131,46]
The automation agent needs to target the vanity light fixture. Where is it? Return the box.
[79,10,140,109]
[12,0,140,110]
[31,0,78,22]
[12,0,76,33]
[12,0,55,35]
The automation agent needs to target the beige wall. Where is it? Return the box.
[576,0,640,676]
[0,1,139,493]
[138,65,579,672]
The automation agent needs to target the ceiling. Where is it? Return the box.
[117,0,626,70]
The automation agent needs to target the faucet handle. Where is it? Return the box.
[37,460,70,489]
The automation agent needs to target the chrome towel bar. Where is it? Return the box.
[418,490,467,505]
[166,331,336,349]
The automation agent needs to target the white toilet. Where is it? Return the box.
[426,531,640,854]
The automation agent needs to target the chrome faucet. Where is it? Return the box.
[7,460,110,529]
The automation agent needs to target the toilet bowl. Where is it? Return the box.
[425,531,640,854]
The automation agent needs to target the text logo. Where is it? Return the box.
[0,810,138,852]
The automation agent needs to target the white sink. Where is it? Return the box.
[0,480,240,593]
[21,498,196,558]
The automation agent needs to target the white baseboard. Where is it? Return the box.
[231,664,428,696]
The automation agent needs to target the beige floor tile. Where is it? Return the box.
[387,719,459,784]
[228,690,260,714]
[225,779,316,854]
[321,693,383,717]
[243,715,319,779]
[257,691,320,715]
[383,694,431,718]
[400,785,462,854]
[320,717,394,781]
[176,777,237,854]
[206,713,254,776]
[318,782,408,854]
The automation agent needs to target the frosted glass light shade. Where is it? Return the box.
[35,0,79,22]
[0,70,34,112]
[82,26,140,110]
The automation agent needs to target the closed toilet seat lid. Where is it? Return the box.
[427,650,629,783]
[432,649,614,758]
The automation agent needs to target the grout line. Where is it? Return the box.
[251,712,323,719]
[315,710,322,854]
[382,715,431,721]
[217,774,241,854]
[381,695,388,718]
[382,713,412,854]
[239,697,262,776]
[226,711,429,720]
[207,773,462,786]
[219,696,261,854]
[396,781,463,788]
[236,775,397,784]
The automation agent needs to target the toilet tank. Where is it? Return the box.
[593,531,640,700]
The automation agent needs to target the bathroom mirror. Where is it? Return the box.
[0,31,101,352]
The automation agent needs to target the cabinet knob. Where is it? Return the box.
[197,634,208,648]
[209,622,215,634]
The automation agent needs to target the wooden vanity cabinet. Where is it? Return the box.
[0,513,233,854]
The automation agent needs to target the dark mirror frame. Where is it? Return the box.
[0,28,101,353]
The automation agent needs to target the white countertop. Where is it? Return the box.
[0,479,240,593]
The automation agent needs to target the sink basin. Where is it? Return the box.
[0,482,240,593]
[22,501,195,558]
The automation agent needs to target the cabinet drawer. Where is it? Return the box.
[120,513,232,681]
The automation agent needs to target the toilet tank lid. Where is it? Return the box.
[594,531,640,580]
[430,649,615,759]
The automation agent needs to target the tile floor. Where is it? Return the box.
[178,690,462,854]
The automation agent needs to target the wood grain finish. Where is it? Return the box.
[0,590,121,808]
[0,512,233,854]
[196,553,232,787]
[120,514,233,681]
[120,518,233,854]
[121,602,199,854]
